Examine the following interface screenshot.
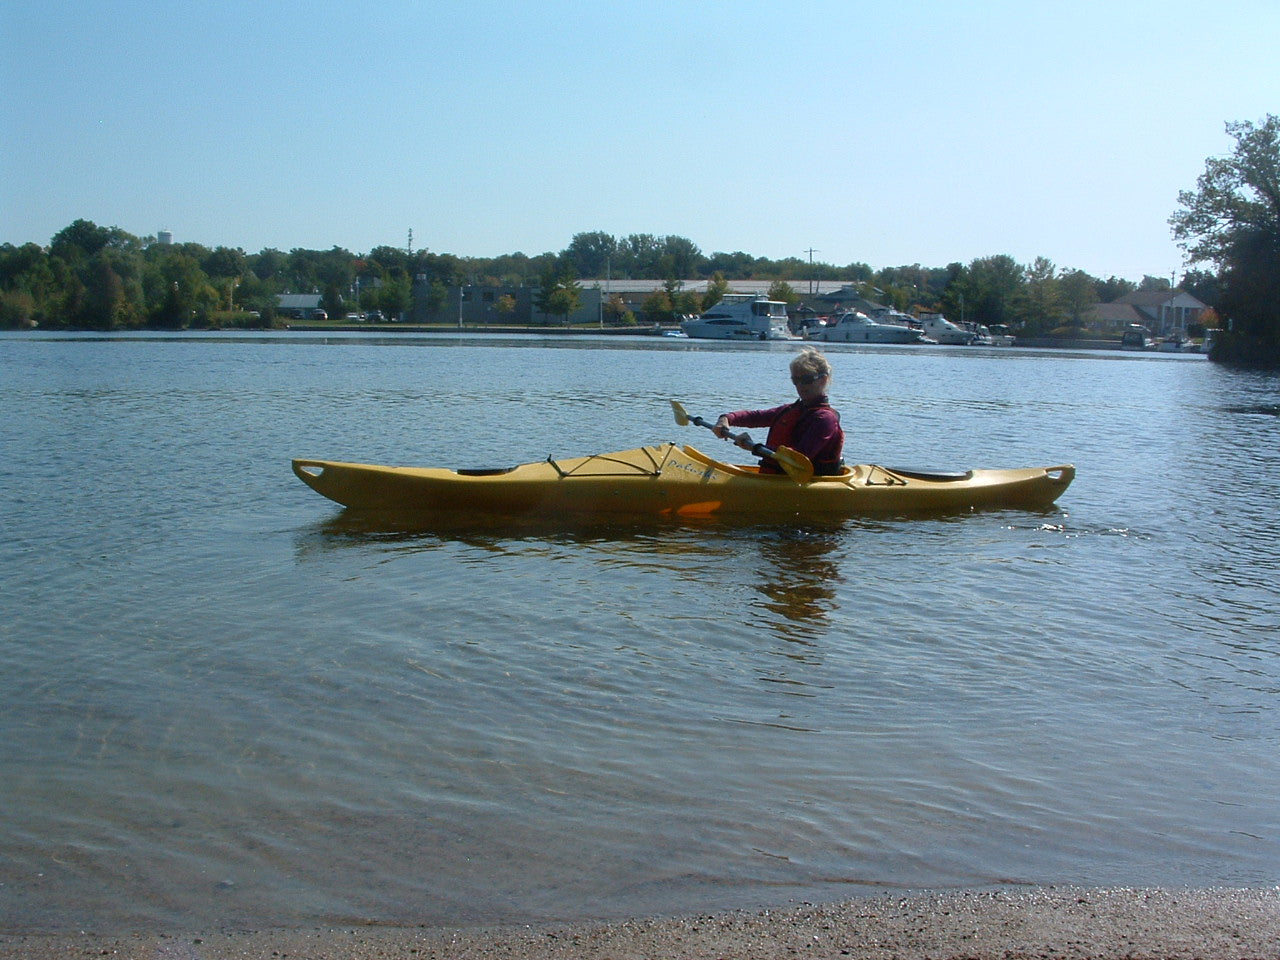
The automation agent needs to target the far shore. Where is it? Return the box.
[283,321,1131,351]
[2,887,1277,960]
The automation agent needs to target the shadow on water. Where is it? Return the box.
[294,509,866,637]
[294,504,1070,643]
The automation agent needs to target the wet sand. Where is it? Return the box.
[2,887,1277,959]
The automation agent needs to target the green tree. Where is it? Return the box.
[941,255,1022,327]
[49,219,138,263]
[767,279,800,305]
[661,235,701,278]
[703,250,758,277]
[534,265,581,323]
[79,253,128,329]
[147,252,215,328]
[563,231,618,277]
[368,244,413,281]
[1180,268,1220,309]
[641,289,674,324]
[1096,276,1136,303]
[0,289,36,328]
[1215,228,1280,361]
[378,275,413,321]
[602,293,633,325]
[617,234,663,278]
[201,246,247,280]
[703,271,729,310]
[0,242,47,289]
[1059,270,1099,329]
[1016,257,1062,334]
[425,280,450,318]
[1171,115,1280,365]
[250,248,287,282]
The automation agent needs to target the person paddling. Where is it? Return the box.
[714,348,845,476]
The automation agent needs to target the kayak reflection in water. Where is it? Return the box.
[714,347,846,476]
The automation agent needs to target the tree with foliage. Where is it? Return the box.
[563,231,617,278]
[1180,268,1220,311]
[641,289,674,324]
[703,272,729,311]
[941,255,1023,327]
[1015,257,1063,334]
[1095,276,1136,303]
[614,234,657,278]
[79,253,129,329]
[767,279,799,306]
[1058,270,1099,330]
[1171,115,1280,366]
[703,250,758,277]
[423,280,450,318]
[147,251,217,328]
[534,264,582,324]
[660,236,701,279]
[378,275,413,322]
[602,293,634,325]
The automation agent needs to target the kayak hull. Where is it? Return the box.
[292,443,1074,519]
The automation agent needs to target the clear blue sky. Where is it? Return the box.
[3,0,1277,281]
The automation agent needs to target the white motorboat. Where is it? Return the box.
[816,310,929,344]
[959,322,1000,346]
[865,307,918,328]
[988,324,1016,346]
[680,294,792,340]
[918,314,975,345]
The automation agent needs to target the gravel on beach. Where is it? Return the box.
[2,887,1277,960]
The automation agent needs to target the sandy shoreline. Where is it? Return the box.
[2,887,1277,960]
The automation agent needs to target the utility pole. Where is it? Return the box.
[805,248,820,296]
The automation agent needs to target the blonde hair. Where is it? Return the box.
[790,347,832,380]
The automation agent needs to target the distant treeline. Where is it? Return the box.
[0,220,1218,333]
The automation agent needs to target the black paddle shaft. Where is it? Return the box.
[687,412,779,462]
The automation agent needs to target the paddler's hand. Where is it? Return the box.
[713,416,732,439]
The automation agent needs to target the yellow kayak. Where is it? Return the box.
[292,443,1074,519]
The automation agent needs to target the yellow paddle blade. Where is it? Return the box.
[773,445,815,484]
[669,400,814,484]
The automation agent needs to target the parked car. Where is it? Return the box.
[311,309,328,321]
[366,310,385,323]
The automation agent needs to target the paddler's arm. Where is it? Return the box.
[715,406,783,437]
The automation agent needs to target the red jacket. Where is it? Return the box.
[723,398,844,474]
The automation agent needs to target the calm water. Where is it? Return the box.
[2,331,1278,932]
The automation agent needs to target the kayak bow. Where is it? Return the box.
[292,443,1074,519]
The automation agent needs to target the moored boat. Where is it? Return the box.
[293,443,1074,519]
[961,322,995,346]
[988,324,1016,346]
[1120,323,1156,350]
[815,310,929,344]
[918,314,975,345]
[681,294,793,340]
